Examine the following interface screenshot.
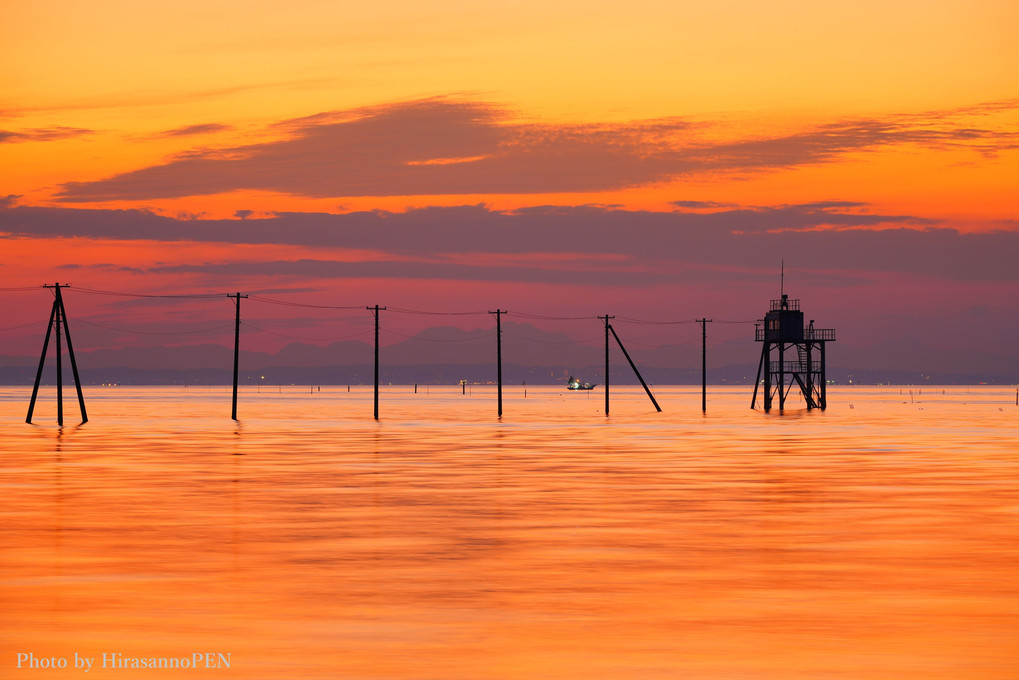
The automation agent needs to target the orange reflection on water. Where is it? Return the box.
[1,386,1018,678]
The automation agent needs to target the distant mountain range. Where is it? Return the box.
[1,321,1015,385]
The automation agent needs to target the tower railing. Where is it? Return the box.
[756,327,836,341]
[768,360,824,373]
[769,298,800,311]
[806,328,836,341]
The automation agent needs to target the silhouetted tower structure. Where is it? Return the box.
[751,294,836,411]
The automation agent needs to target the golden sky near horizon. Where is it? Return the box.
[3,0,1018,221]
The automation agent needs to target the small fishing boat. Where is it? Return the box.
[567,376,596,390]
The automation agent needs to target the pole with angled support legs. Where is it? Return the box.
[26,283,88,425]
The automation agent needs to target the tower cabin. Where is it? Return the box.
[751,294,836,411]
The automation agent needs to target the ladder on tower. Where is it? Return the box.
[793,345,818,409]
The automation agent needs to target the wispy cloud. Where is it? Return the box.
[52,97,1018,202]
[671,200,740,210]
[156,123,233,138]
[58,262,146,274]
[0,126,93,144]
[4,77,342,118]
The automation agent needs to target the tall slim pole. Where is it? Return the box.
[698,318,712,412]
[57,285,87,423]
[368,305,386,420]
[490,309,505,418]
[55,288,64,426]
[229,293,247,421]
[599,315,614,416]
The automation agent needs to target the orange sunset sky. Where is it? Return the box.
[1,0,1018,370]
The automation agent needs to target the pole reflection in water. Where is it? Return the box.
[1,385,1017,679]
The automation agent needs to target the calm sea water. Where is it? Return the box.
[1,385,1017,679]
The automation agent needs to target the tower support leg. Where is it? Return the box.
[819,342,827,410]
[752,343,766,409]
[805,342,814,410]
[778,342,785,411]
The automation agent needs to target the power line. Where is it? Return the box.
[706,335,755,344]
[502,329,602,345]
[0,320,43,332]
[508,311,598,321]
[612,337,684,349]
[380,327,494,342]
[615,316,697,325]
[247,295,363,310]
[70,317,234,335]
[387,306,488,316]
[70,286,224,299]
[241,322,373,342]
[4,285,765,323]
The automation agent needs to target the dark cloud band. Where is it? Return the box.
[52,98,1018,202]
[3,202,1016,283]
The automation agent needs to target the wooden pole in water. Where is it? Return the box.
[229,292,247,421]
[698,318,712,412]
[54,287,63,426]
[490,309,505,418]
[599,315,614,416]
[367,305,386,420]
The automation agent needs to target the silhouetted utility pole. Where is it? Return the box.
[368,305,386,420]
[228,292,247,421]
[27,283,87,425]
[599,315,614,415]
[608,324,662,412]
[490,309,505,418]
[698,318,712,412]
